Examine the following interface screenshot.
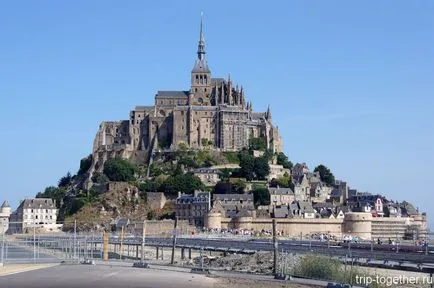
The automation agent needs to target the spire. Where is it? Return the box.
[197,12,206,60]
[267,105,272,119]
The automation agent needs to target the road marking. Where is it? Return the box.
[0,264,58,277]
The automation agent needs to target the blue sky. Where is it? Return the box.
[1,1,433,225]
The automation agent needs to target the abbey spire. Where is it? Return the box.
[190,12,211,105]
[197,12,205,60]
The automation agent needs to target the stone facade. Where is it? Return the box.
[205,212,428,240]
[175,191,211,227]
[9,198,59,233]
[86,18,282,185]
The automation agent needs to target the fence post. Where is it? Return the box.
[273,218,278,275]
[1,228,4,266]
[33,224,36,263]
[171,217,178,265]
[141,220,146,262]
[73,220,77,260]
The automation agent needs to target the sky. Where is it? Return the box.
[1,1,433,226]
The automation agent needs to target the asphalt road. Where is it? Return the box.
[0,264,217,288]
[26,235,434,265]
[2,242,59,264]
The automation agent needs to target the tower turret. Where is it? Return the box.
[1,200,11,216]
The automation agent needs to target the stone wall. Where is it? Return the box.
[221,217,344,238]
[133,219,196,236]
[213,213,429,240]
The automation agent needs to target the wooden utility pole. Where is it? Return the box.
[103,231,109,261]
[119,226,124,260]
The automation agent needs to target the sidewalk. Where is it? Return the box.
[0,263,58,277]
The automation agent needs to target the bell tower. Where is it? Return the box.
[190,13,212,105]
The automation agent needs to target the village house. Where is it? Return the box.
[268,187,295,206]
[175,191,211,227]
[212,193,254,218]
[293,174,310,201]
[9,198,60,233]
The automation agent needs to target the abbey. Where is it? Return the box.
[90,18,282,174]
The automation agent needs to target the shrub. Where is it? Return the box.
[292,254,341,281]
[103,157,137,182]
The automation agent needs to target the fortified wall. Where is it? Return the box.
[206,212,428,240]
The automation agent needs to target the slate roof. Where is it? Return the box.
[274,206,289,218]
[268,187,294,195]
[213,194,253,201]
[235,209,253,217]
[313,202,334,209]
[18,199,56,210]
[192,59,211,73]
[156,91,189,98]
[299,201,315,214]
[336,205,352,213]
[401,201,418,215]
[1,200,10,208]
[251,112,266,120]
[193,168,221,174]
[211,78,224,85]
[134,106,154,111]
[330,189,343,198]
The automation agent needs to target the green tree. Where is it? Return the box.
[276,152,293,169]
[238,150,255,181]
[77,188,99,205]
[249,137,267,151]
[252,188,270,207]
[231,178,246,194]
[58,172,72,188]
[314,164,335,186]
[276,172,291,188]
[220,168,232,182]
[178,142,188,151]
[103,156,137,182]
[254,156,270,180]
[36,186,67,208]
[160,173,204,195]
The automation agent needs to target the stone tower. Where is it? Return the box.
[190,13,212,106]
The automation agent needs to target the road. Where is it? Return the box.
[0,264,217,288]
[2,242,59,264]
[25,235,434,265]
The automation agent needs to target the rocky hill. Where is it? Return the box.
[62,182,150,232]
